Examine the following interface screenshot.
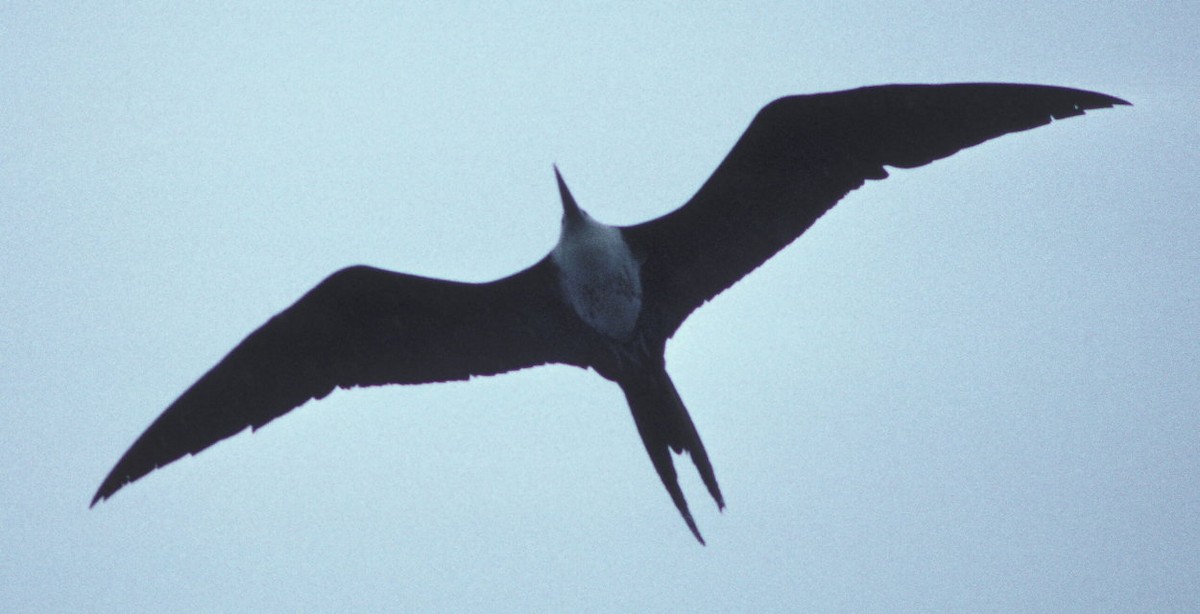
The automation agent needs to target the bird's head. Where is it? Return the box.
[554,165,588,230]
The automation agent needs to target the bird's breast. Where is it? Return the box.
[552,223,643,341]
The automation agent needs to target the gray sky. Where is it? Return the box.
[3,3,1197,612]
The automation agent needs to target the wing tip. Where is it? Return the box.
[89,486,112,509]
[1071,89,1132,111]
[89,474,126,508]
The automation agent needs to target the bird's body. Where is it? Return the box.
[92,83,1128,544]
[551,186,643,342]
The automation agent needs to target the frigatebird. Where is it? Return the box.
[92,83,1128,544]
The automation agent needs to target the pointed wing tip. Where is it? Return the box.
[90,480,121,508]
[1077,90,1132,111]
[89,488,108,509]
[91,466,138,509]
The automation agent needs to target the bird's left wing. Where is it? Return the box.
[92,259,588,505]
[623,83,1129,338]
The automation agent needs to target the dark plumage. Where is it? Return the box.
[92,83,1128,543]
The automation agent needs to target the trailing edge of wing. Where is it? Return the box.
[91,260,590,506]
[625,83,1129,338]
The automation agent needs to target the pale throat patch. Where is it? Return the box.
[552,217,643,340]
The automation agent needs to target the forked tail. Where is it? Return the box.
[619,365,724,544]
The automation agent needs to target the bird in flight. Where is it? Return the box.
[92,83,1128,544]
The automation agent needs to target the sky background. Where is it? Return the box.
[3,3,1197,612]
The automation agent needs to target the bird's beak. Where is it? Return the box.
[554,165,583,224]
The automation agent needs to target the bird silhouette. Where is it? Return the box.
[92,83,1128,544]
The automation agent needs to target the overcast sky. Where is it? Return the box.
[3,3,1197,612]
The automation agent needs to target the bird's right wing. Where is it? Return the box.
[623,83,1129,338]
[92,258,589,505]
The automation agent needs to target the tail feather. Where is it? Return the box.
[619,366,723,544]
